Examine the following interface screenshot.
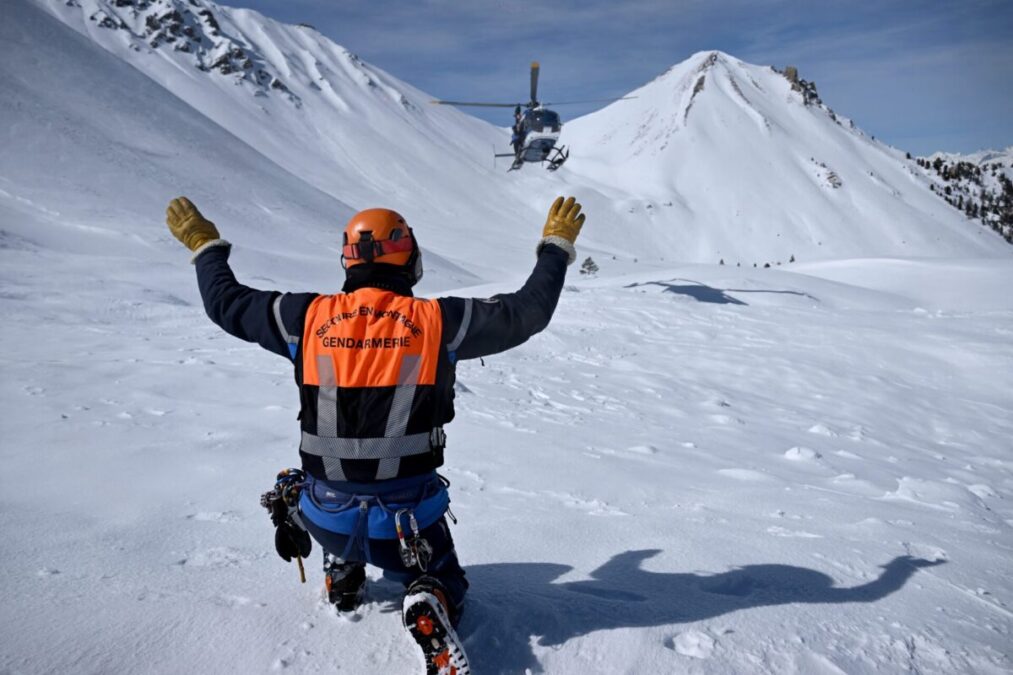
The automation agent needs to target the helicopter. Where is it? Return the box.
[432,62,632,172]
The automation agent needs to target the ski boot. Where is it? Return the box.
[402,576,470,675]
[323,556,365,612]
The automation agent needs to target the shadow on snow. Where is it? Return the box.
[626,279,819,305]
[459,549,944,673]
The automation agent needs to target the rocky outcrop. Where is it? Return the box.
[782,65,822,106]
[82,0,298,104]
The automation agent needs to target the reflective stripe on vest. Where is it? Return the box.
[300,431,433,460]
[299,289,443,481]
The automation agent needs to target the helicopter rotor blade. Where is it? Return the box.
[530,61,540,106]
[431,100,523,108]
[541,96,637,106]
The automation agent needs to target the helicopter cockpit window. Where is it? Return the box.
[528,110,561,133]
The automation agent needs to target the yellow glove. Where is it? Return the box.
[166,196,221,253]
[538,195,585,265]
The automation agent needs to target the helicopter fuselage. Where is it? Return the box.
[513,107,564,164]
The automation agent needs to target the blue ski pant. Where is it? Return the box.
[303,515,468,614]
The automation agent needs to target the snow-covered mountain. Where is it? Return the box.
[34,0,505,209]
[1,0,358,293]
[15,0,1012,274]
[3,2,1013,674]
[916,148,1013,243]
[24,0,554,286]
[561,51,1005,264]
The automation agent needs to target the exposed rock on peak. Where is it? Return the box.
[781,64,822,107]
[76,0,299,103]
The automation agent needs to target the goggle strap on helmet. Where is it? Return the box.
[342,235,415,263]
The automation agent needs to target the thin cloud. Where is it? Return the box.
[235,0,1012,153]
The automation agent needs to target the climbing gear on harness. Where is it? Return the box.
[260,468,312,582]
[297,472,451,568]
[403,576,470,675]
[395,509,435,572]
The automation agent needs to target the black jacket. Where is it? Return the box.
[194,243,570,447]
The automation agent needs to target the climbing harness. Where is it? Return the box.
[298,472,451,571]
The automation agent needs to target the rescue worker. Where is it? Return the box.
[511,104,525,158]
[165,195,585,675]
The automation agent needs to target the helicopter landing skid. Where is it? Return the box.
[545,146,569,172]
[494,151,524,171]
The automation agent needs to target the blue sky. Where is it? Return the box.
[237,0,1011,155]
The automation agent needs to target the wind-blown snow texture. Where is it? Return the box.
[2,1,1012,673]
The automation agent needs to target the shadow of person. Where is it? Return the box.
[627,280,748,305]
[625,278,820,305]
[460,550,945,674]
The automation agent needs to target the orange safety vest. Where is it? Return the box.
[297,288,448,482]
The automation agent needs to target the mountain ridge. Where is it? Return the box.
[18,0,1013,272]
[561,50,1006,263]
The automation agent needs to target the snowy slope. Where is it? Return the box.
[2,2,1013,674]
[26,2,1012,270]
[929,147,1013,170]
[560,52,1006,264]
[0,0,358,292]
[3,251,1012,674]
[918,148,1013,243]
[30,0,554,279]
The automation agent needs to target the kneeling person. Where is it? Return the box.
[165,196,585,674]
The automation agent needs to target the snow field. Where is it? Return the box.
[3,246,1011,673]
[2,0,1012,672]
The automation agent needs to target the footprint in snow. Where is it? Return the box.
[186,511,242,523]
[625,444,658,456]
[708,413,742,425]
[903,542,948,562]
[271,638,313,671]
[666,630,715,659]
[209,593,264,609]
[808,423,838,437]
[848,425,867,441]
[717,468,773,482]
[767,525,822,538]
[967,484,998,499]
[784,446,821,461]
[176,547,258,568]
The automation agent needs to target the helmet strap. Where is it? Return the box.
[340,228,421,287]
[358,231,376,263]
[342,233,415,263]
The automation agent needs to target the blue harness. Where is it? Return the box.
[299,471,450,563]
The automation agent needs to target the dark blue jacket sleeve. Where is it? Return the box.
[438,243,569,361]
[194,245,315,360]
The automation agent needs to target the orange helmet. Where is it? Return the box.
[341,208,422,284]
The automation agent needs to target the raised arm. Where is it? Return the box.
[439,196,585,361]
[165,196,313,360]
